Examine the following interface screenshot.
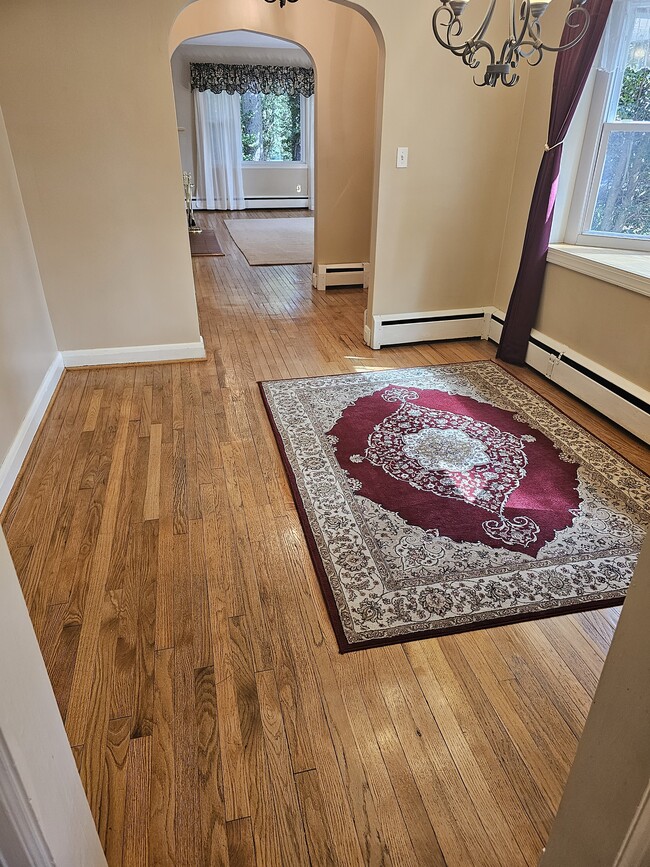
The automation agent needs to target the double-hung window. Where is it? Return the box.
[568,0,650,251]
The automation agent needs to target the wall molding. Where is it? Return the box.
[312,263,369,292]
[0,711,55,867]
[61,338,206,369]
[488,309,650,444]
[0,353,64,512]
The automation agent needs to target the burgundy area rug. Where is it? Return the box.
[260,362,649,652]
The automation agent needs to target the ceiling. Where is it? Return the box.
[184,31,303,50]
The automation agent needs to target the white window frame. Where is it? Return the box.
[566,0,650,252]
[239,91,307,168]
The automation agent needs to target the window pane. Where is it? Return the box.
[616,10,650,121]
[241,92,262,161]
[590,130,650,236]
[240,92,301,162]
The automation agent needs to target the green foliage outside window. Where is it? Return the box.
[241,92,302,162]
[616,66,650,121]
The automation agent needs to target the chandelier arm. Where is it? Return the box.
[511,1,533,51]
[464,39,497,69]
[472,0,498,45]
[538,5,591,53]
[502,71,521,86]
[432,0,498,63]
[432,6,468,53]
[518,41,545,65]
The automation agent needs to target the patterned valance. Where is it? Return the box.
[190,63,314,97]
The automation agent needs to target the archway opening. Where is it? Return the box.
[169,0,383,343]
[172,28,316,270]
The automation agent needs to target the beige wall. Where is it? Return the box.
[348,0,528,318]
[492,1,650,391]
[170,0,379,266]
[538,267,650,385]
[0,0,202,353]
[540,534,650,867]
[0,106,58,466]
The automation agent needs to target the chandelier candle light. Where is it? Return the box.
[432,0,591,87]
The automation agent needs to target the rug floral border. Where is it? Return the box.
[259,361,647,653]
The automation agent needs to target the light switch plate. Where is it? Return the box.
[397,147,409,168]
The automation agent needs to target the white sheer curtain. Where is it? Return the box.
[194,89,245,211]
[301,94,315,211]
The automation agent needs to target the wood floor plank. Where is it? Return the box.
[122,735,152,867]
[195,664,230,867]
[295,770,338,867]
[229,614,282,864]
[150,648,176,867]
[3,208,644,867]
[226,818,256,867]
[104,715,132,866]
[256,668,311,866]
[143,423,163,522]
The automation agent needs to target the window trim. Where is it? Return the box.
[565,1,650,253]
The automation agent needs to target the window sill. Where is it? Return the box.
[241,162,308,170]
[547,245,650,298]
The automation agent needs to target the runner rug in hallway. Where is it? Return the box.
[225,217,314,265]
[260,362,649,652]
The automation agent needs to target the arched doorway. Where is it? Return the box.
[172,29,316,269]
[170,0,382,309]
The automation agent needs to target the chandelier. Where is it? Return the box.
[265,0,298,7]
[432,0,591,87]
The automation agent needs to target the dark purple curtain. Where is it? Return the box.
[497,0,613,364]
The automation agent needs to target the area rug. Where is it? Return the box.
[224,217,313,266]
[260,362,649,652]
[189,229,225,257]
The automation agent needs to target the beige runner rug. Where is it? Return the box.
[225,217,314,266]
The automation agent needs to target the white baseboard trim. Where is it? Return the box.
[0,353,64,511]
[368,307,488,350]
[244,197,309,210]
[312,263,369,292]
[488,309,650,444]
[195,200,309,211]
[61,338,206,369]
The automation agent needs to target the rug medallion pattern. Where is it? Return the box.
[260,362,649,651]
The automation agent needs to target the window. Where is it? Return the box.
[240,92,303,163]
[569,1,650,251]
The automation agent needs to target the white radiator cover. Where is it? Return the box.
[312,263,369,292]
[364,306,649,444]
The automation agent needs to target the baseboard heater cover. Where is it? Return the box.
[313,263,370,292]
[369,308,489,350]
[488,310,650,444]
[244,197,309,210]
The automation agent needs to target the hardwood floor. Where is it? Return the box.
[3,209,648,867]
